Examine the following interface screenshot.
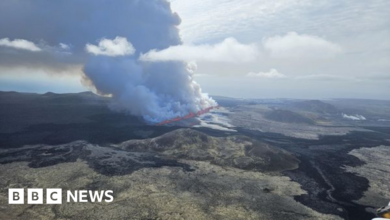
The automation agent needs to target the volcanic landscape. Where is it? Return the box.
[0,91,389,220]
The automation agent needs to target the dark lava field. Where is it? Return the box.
[1,91,390,220]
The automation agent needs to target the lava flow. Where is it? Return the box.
[156,106,219,126]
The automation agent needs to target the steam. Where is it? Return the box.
[0,0,216,123]
[78,2,217,123]
[342,113,366,121]
[84,50,216,122]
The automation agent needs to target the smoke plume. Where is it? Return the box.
[0,0,216,122]
[84,51,216,122]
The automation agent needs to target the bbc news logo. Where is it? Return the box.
[9,188,114,204]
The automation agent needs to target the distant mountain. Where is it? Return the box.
[265,109,314,124]
[291,100,339,114]
[212,95,250,107]
[0,91,104,104]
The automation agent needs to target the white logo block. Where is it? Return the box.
[46,188,62,204]
[9,188,24,204]
[27,188,43,204]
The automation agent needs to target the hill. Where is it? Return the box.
[117,128,300,172]
[265,109,314,125]
[291,100,339,114]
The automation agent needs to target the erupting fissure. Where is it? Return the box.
[156,106,220,126]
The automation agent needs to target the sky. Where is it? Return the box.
[0,0,389,99]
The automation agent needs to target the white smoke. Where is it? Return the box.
[84,52,216,122]
[342,113,366,121]
[78,2,218,123]
[0,0,217,123]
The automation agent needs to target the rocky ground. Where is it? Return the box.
[345,145,390,207]
[0,160,341,220]
[116,129,300,172]
[228,104,369,140]
[1,92,389,220]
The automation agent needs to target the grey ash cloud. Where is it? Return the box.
[0,0,216,122]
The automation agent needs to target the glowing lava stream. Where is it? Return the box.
[156,106,220,126]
